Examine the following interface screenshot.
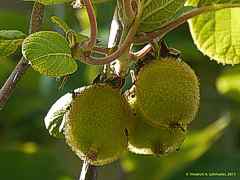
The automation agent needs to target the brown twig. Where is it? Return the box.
[0,2,45,110]
[134,4,240,44]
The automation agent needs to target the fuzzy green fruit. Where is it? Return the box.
[129,113,186,155]
[136,57,200,127]
[127,96,186,155]
[129,120,186,155]
[64,84,130,166]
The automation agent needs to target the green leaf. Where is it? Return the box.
[0,30,26,57]
[51,16,89,48]
[186,0,240,7]
[44,93,73,138]
[139,0,185,32]
[44,87,84,138]
[22,31,78,77]
[172,6,195,19]
[188,1,240,64]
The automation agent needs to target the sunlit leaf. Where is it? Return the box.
[51,16,89,42]
[22,31,78,77]
[186,0,240,6]
[188,0,240,64]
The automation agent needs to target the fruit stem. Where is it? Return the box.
[79,160,89,180]
[134,4,240,44]
[0,1,45,110]
[79,160,97,180]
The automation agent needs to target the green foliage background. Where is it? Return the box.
[0,0,240,180]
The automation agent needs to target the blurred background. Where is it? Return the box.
[1,0,240,180]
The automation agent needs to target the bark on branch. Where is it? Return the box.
[0,2,45,110]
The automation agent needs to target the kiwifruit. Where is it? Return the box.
[135,57,200,127]
[64,84,130,166]
[127,95,186,155]
[129,119,186,155]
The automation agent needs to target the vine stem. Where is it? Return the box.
[82,0,97,50]
[0,2,45,110]
[81,26,135,65]
[79,2,142,65]
[73,0,97,50]
[134,4,240,44]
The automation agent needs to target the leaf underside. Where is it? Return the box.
[188,0,240,64]
[45,93,73,138]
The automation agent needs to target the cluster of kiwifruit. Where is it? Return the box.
[52,55,200,166]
